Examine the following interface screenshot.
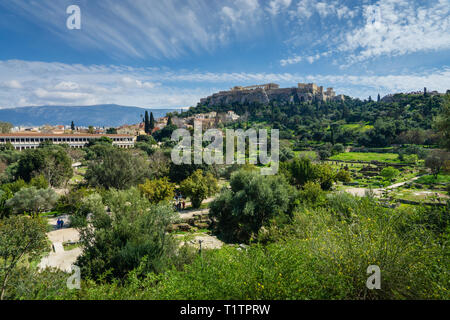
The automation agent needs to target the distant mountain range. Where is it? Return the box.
[0,105,177,127]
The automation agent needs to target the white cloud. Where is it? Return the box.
[1,80,22,89]
[34,88,95,102]
[340,0,450,62]
[280,55,302,66]
[267,0,292,15]
[280,50,331,66]
[290,0,356,20]
[121,77,158,89]
[54,81,80,91]
[0,60,448,109]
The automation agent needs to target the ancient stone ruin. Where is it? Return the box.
[199,83,345,107]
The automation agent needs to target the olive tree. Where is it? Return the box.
[0,216,48,300]
[209,170,295,243]
[6,187,58,217]
[85,148,149,189]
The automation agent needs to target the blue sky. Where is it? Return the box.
[0,0,449,109]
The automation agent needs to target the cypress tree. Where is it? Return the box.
[167,115,173,126]
[377,94,381,102]
[149,112,155,131]
[144,111,150,134]
[71,121,75,131]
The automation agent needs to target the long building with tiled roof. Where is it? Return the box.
[0,133,135,150]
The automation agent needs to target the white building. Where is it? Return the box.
[0,133,135,150]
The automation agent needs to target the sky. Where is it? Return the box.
[0,0,449,109]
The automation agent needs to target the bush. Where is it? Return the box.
[179,170,218,208]
[380,166,400,181]
[76,188,178,281]
[332,143,345,155]
[138,177,175,204]
[299,181,324,204]
[89,197,448,300]
[336,170,352,183]
[209,170,295,243]
[281,157,337,190]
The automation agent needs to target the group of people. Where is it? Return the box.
[174,192,186,211]
[56,218,64,229]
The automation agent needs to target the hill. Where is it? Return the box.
[0,105,175,127]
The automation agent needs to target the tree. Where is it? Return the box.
[377,94,381,102]
[153,124,178,142]
[85,148,149,189]
[180,170,219,208]
[144,111,150,134]
[76,188,177,280]
[0,122,13,134]
[71,121,75,131]
[0,216,48,300]
[88,126,95,134]
[167,115,173,126]
[435,94,450,150]
[209,170,294,243]
[425,150,449,178]
[6,187,58,217]
[380,166,400,181]
[138,177,175,204]
[149,112,155,131]
[280,147,294,162]
[106,128,117,134]
[16,147,73,187]
[281,157,317,188]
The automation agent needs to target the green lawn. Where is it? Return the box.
[329,152,401,163]
[415,174,450,185]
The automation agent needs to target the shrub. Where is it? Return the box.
[336,170,352,183]
[380,166,400,181]
[76,188,178,281]
[179,170,218,208]
[209,170,295,243]
[138,177,175,204]
[299,181,324,204]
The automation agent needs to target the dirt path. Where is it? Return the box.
[344,175,425,197]
[39,217,81,272]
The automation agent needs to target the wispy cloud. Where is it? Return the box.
[0,60,448,109]
[341,0,450,63]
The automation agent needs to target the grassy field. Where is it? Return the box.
[341,123,374,132]
[415,174,450,185]
[329,152,400,163]
[294,150,318,160]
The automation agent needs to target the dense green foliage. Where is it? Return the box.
[1,91,449,301]
[180,170,219,208]
[0,216,48,300]
[183,93,446,148]
[85,148,149,189]
[16,146,73,187]
[210,170,295,243]
[138,177,175,204]
[76,188,178,281]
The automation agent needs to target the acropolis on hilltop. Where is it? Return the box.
[199,83,345,107]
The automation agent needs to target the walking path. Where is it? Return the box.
[344,175,424,197]
[38,217,81,272]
